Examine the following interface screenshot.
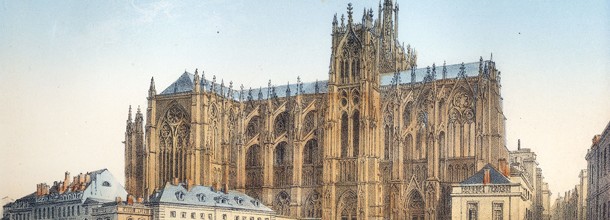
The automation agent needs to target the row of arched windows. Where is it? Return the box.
[339,59,360,83]
[245,139,323,188]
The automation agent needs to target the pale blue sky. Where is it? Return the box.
[0,0,608,200]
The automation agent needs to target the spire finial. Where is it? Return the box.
[432,63,436,79]
[442,60,447,79]
[149,77,156,92]
[333,13,338,26]
[459,62,466,77]
[347,3,353,24]
[128,105,133,121]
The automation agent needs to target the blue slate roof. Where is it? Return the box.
[379,61,485,86]
[159,60,488,98]
[461,164,511,185]
[148,183,273,213]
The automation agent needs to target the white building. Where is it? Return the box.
[2,169,128,220]
[451,164,534,220]
[146,181,278,220]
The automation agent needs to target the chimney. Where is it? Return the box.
[85,174,91,183]
[483,168,491,185]
[116,196,123,204]
[58,181,65,194]
[222,183,228,194]
[137,197,144,203]
[498,159,509,177]
[64,171,71,186]
[186,179,194,191]
[127,195,135,205]
[173,177,179,186]
[518,139,521,150]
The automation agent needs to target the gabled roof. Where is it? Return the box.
[149,183,273,213]
[461,164,511,185]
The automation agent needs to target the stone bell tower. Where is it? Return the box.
[323,3,384,219]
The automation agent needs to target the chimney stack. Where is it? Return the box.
[137,197,144,203]
[64,171,71,186]
[186,179,194,191]
[498,159,509,177]
[127,195,135,205]
[483,168,491,185]
[173,177,179,186]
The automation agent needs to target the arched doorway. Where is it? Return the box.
[407,190,425,220]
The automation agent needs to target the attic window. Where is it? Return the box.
[196,193,206,202]
[102,181,111,187]
[250,199,260,207]
[175,191,185,201]
[234,196,244,205]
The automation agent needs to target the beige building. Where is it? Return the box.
[586,121,610,220]
[91,198,152,220]
[451,163,534,220]
[542,182,552,220]
[124,1,509,219]
[509,140,552,219]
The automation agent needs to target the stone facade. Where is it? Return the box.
[2,169,128,220]
[586,121,610,220]
[124,1,509,219]
[91,198,152,220]
[509,140,552,219]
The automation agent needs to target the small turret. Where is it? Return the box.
[193,68,201,93]
[135,106,143,131]
[148,77,156,98]
[332,13,338,33]
[127,105,133,123]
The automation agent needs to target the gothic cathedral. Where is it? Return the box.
[124,1,509,219]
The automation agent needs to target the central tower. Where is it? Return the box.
[323,2,413,219]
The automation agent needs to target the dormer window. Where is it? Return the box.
[234,196,244,205]
[175,191,185,201]
[250,199,260,207]
[196,193,206,202]
[102,181,111,187]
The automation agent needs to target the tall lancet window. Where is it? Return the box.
[341,112,349,158]
[352,111,360,157]
[352,60,360,79]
